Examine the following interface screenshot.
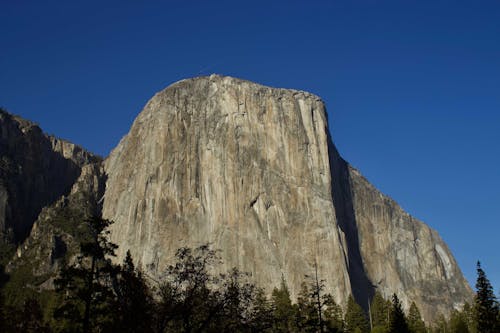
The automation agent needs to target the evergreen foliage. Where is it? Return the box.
[407,301,426,333]
[370,291,389,332]
[344,295,369,333]
[53,216,119,333]
[388,293,409,333]
[2,213,500,332]
[3,297,51,333]
[114,251,154,333]
[271,277,298,332]
[296,265,343,333]
[474,261,499,333]
[449,309,470,333]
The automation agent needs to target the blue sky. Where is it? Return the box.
[1,1,499,294]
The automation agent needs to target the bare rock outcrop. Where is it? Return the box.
[0,109,100,246]
[104,75,352,305]
[102,75,473,320]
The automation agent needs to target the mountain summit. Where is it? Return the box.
[0,76,472,322]
[100,75,471,320]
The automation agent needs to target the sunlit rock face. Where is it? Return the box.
[102,75,472,320]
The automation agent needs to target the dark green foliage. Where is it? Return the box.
[461,302,476,333]
[3,297,51,333]
[296,265,343,333]
[54,216,119,333]
[408,301,426,333]
[114,251,154,333]
[449,309,470,333]
[370,291,389,332]
[154,244,225,332]
[344,295,369,333]
[271,277,298,333]
[297,281,320,332]
[474,261,499,333]
[322,293,344,332]
[388,293,409,333]
[246,288,274,332]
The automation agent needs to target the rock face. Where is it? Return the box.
[103,75,472,320]
[348,167,472,320]
[0,110,100,246]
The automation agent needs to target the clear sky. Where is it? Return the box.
[1,0,499,294]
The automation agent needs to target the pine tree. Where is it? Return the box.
[388,293,409,333]
[474,261,499,333]
[407,301,426,333]
[449,309,470,333]
[115,251,154,333]
[53,216,120,333]
[297,281,318,332]
[271,277,298,332]
[295,266,343,333]
[344,295,369,333]
[370,291,389,332]
[322,293,343,332]
[247,288,273,332]
[461,302,476,333]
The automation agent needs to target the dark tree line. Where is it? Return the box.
[0,216,499,333]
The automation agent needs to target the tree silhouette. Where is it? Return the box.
[54,216,119,333]
[114,250,154,333]
[407,301,426,333]
[388,293,409,333]
[370,291,389,331]
[474,261,499,333]
[271,277,298,333]
[344,295,369,333]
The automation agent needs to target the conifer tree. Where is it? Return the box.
[297,281,318,332]
[388,293,409,333]
[296,266,343,333]
[115,250,154,333]
[449,309,469,333]
[461,302,476,333]
[474,261,499,333]
[271,277,298,333]
[370,291,389,332]
[407,301,426,333]
[322,293,344,332]
[54,216,119,333]
[247,288,273,332]
[344,295,369,333]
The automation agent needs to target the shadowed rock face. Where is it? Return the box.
[0,110,99,245]
[103,75,473,320]
[347,166,473,320]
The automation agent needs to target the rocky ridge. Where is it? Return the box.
[0,76,474,321]
[102,75,472,321]
[0,109,100,248]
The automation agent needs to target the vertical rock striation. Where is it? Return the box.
[104,75,352,305]
[0,109,99,246]
[103,75,472,320]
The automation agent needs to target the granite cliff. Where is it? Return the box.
[0,76,473,321]
[0,109,99,249]
[102,75,472,320]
